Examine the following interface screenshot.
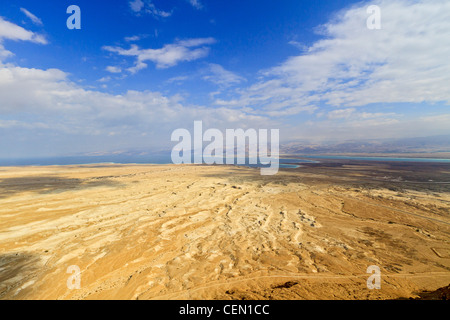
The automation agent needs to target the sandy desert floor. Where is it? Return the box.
[0,161,449,300]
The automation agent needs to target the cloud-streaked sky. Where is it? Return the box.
[0,0,449,158]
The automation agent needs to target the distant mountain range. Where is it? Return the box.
[76,135,450,158]
[281,135,450,155]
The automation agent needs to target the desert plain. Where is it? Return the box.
[0,160,449,300]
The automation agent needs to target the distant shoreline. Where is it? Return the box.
[282,155,450,163]
[1,153,450,168]
[282,152,450,159]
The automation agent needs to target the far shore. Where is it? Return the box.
[282,152,450,160]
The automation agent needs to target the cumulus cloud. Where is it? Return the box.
[0,17,47,60]
[0,66,74,113]
[146,3,172,18]
[103,37,216,72]
[0,61,273,157]
[0,17,47,45]
[129,0,145,12]
[105,66,122,73]
[203,63,245,88]
[97,76,111,83]
[327,108,356,120]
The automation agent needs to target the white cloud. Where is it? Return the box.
[203,63,245,88]
[103,37,216,71]
[105,66,122,73]
[98,76,111,83]
[166,75,188,83]
[0,66,71,113]
[125,35,142,42]
[327,108,355,120]
[0,60,273,158]
[1,0,450,157]
[217,0,450,115]
[0,17,47,45]
[129,0,172,18]
[146,3,172,18]
[20,8,43,26]
[326,108,397,120]
[0,17,47,61]
[129,0,145,12]
[0,45,13,60]
[288,40,307,51]
[188,0,203,10]
[2,61,445,153]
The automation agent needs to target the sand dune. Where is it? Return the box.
[0,163,449,299]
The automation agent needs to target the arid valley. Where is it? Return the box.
[0,160,449,300]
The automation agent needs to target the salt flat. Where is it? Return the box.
[0,163,449,299]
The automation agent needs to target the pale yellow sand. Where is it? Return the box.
[0,164,449,299]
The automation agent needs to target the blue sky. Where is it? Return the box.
[1,0,357,100]
[0,0,449,158]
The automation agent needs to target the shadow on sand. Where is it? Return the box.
[0,252,40,299]
[198,161,450,193]
[0,175,123,198]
